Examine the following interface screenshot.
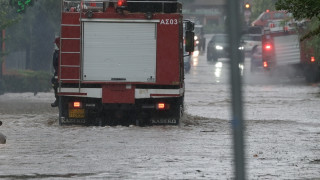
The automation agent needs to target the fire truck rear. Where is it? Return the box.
[56,0,194,126]
[261,19,319,82]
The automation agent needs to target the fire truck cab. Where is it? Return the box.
[56,0,194,126]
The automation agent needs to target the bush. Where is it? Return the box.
[2,70,52,93]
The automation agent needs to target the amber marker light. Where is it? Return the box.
[157,103,165,110]
[74,102,81,108]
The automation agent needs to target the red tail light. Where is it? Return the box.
[73,102,82,108]
[263,61,268,68]
[265,44,272,50]
[311,56,315,62]
[117,0,127,7]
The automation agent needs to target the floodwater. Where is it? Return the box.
[1,50,320,179]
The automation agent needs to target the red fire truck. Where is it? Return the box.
[56,0,194,126]
[261,19,319,82]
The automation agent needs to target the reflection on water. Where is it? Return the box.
[214,62,223,83]
[192,57,198,66]
[239,63,244,76]
[192,50,199,57]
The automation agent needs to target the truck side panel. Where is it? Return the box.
[156,15,181,85]
[274,34,301,66]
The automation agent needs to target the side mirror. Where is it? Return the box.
[185,31,194,53]
[185,21,194,31]
[184,20,195,53]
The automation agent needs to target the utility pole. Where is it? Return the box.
[0,29,6,78]
[226,0,246,179]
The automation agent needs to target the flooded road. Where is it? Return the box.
[1,51,320,179]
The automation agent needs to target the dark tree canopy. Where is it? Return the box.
[275,0,320,39]
[275,0,320,20]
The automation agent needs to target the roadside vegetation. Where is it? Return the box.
[0,0,59,94]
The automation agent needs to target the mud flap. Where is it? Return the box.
[150,97,183,126]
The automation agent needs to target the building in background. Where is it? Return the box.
[182,0,226,27]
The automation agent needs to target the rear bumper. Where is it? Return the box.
[58,87,184,100]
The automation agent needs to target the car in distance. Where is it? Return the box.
[207,34,244,62]
[207,34,228,62]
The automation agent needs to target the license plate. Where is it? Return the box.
[152,119,177,124]
[69,109,85,119]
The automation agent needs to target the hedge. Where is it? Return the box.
[0,70,52,94]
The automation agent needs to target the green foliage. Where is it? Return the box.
[6,0,61,71]
[0,0,20,30]
[250,0,276,21]
[2,70,51,93]
[9,0,34,13]
[275,0,320,20]
[275,0,320,40]
[0,0,20,77]
[300,18,320,61]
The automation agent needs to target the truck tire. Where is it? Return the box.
[172,96,184,125]
[58,96,69,125]
[304,65,320,83]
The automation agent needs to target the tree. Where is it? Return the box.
[250,0,277,21]
[275,0,320,39]
[6,0,60,71]
[9,0,35,13]
[275,0,320,20]
[0,0,20,77]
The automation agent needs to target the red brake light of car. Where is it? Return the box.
[311,56,315,62]
[117,0,127,7]
[266,9,270,13]
[73,102,82,108]
[263,61,268,68]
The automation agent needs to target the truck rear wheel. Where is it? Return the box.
[304,65,320,83]
[58,96,68,125]
[172,97,184,125]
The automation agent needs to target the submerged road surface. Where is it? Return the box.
[0,51,320,179]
